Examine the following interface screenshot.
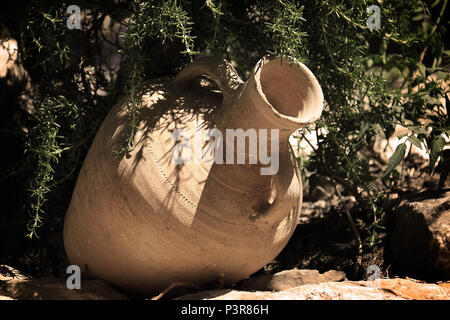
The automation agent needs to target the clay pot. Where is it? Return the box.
[63,56,323,295]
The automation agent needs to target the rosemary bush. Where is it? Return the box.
[1,0,448,262]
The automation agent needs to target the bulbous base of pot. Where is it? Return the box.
[63,85,302,295]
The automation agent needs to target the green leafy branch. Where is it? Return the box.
[116,0,199,156]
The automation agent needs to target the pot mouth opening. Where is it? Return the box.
[255,56,323,126]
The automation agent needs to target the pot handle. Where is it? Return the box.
[174,56,243,104]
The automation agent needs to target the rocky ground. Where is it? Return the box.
[1,262,449,300]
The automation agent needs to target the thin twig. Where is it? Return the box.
[300,132,317,153]
[150,281,199,300]
[317,164,363,204]
[335,186,363,278]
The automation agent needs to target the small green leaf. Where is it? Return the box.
[409,127,427,135]
[407,135,423,150]
[431,0,442,8]
[357,121,370,140]
[373,123,386,139]
[384,143,407,177]
[412,13,424,21]
[429,136,446,172]
[417,63,426,77]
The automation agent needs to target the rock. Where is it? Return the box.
[0,265,32,282]
[322,270,347,282]
[0,37,19,78]
[239,269,346,291]
[389,190,450,280]
[0,265,127,300]
[177,278,450,300]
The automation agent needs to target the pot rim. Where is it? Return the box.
[253,55,324,127]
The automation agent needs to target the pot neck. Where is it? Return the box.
[220,56,324,142]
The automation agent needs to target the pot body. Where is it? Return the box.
[63,56,323,294]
